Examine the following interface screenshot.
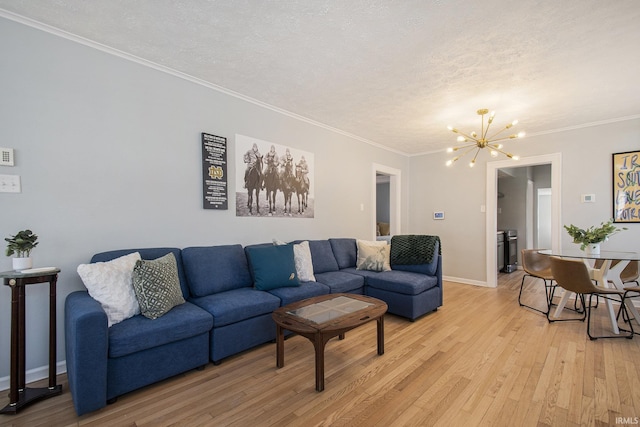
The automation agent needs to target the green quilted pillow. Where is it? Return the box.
[132,253,185,319]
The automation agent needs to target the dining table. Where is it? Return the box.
[538,249,640,334]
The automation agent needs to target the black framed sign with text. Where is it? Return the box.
[612,150,640,223]
[202,133,228,210]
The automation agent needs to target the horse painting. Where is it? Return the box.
[246,156,263,215]
[280,159,296,215]
[295,165,309,214]
[263,162,280,215]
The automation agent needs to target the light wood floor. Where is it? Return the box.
[3,271,640,426]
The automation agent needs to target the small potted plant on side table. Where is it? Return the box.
[564,219,626,254]
[5,229,39,271]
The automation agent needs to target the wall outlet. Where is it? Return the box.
[0,174,21,193]
[0,148,14,166]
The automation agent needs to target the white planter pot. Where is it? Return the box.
[584,243,600,255]
[12,257,33,271]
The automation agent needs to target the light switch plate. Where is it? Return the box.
[0,148,14,166]
[0,174,21,193]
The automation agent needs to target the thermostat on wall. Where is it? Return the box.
[581,194,595,203]
[433,211,445,220]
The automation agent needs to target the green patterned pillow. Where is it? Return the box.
[132,253,185,319]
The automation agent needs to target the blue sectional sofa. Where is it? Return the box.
[65,237,442,415]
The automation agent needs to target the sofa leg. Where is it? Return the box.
[107,397,118,405]
[213,360,222,366]
[196,364,206,371]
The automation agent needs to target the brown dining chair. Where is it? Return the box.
[593,259,639,286]
[519,249,556,320]
[621,261,639,286]
[620,285,640,336]
[550,256,633,340]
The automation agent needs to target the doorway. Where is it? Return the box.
[372,164,401,239]
[486,153,562,287]
[537,188,552,249]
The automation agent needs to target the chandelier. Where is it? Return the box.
[446,108,525,167]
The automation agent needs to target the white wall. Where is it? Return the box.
[0,17,409,384]
[409,118,640,284]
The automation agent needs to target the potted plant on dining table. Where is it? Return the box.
[564,219,626,254]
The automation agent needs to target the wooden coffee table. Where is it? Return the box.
[272,293,387,391]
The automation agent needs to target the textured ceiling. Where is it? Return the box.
[2,1,640,155]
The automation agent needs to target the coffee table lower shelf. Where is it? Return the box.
[272,293,387,391]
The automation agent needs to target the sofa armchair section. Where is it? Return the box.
[65,237,442,415]
[65,248,212,416]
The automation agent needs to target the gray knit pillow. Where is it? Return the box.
[132,253,185,319]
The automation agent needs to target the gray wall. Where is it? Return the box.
[376,181,390,224]
[0,17,409,384]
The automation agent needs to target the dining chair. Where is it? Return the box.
[621,261,639,286]
[519,249,556,320]
[594,259,639,286]
[550,256,633,340]
[620,285,640,336]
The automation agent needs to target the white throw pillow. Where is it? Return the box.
[293,241,316,282]
[77,252,142,327]
[272,239,316,282]
[356,240,391,272]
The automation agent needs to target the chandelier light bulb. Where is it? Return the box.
[490,150,498,157]
[518,131,526,138]
[457,136,466,142]
[447,147,454,153]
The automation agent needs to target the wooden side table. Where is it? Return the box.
[1,268,63,415]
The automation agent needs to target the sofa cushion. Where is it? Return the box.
[306,240,340,274]
[77,252,141,327]
[190,288,281,328]
[108,302,213,358]
[365,270,439,296]
[315,271,365,294]
[268,281,329,306]
[132,253,185,320]
[182,245,252,297]
[329,238,357,269]
[392,259,439,276]
[356,240,391,272]
[245,244,300,290]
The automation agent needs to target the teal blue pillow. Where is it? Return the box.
[245,244,300,290]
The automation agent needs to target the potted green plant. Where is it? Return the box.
[564,219,626,254]
[5,229,39,270]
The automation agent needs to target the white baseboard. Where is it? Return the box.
[443,275,489,287]
[0,361,66,392]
